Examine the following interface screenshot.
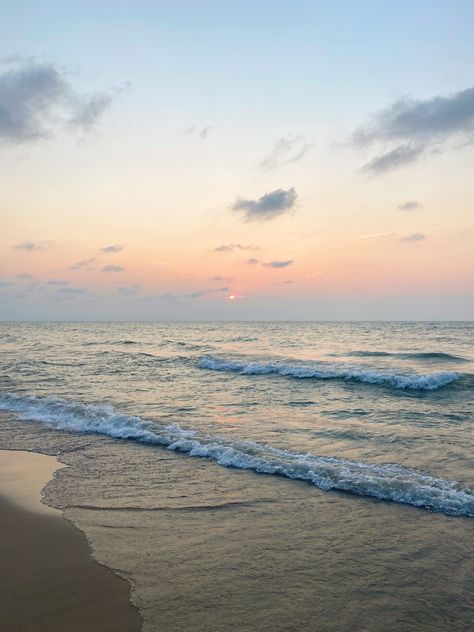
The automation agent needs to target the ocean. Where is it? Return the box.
[0,321,473,630]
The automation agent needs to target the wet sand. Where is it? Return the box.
[0,450,141,632]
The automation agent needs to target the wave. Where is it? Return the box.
[344,351,466,362]
[0,393,473,517]
[198,356,462,390]
[83,339,138,346]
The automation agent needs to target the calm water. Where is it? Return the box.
[0,322,473,630]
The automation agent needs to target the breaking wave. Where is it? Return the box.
[197,356,462,390]
[0,392,473,517]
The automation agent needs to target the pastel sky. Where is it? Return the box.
[1,1,473,320]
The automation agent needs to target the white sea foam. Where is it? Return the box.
[0,392,473,517]
[198,356,461,390]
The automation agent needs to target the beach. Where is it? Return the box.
[0,449,140,632]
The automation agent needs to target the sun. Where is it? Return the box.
[228,295,236,300]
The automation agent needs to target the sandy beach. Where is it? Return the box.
[0,450,141,632]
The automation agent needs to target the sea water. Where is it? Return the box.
[0,321,473,630]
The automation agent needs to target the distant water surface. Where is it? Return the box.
[0,322,473,631]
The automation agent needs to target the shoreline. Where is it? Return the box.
[0,449,141,632]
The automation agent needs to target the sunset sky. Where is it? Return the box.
[1,1,473,320]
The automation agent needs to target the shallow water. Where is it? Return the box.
[0,322,473,630]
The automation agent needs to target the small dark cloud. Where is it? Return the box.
[353,86,474,173]
[14,240,51,251]
[401,233,426,242]
[47,279,70,285]
[102,264,125,273]
[0,58,117,144]
[70,257,96,270]
[261,134,311,170]
[262,260,294,268]
[247,258,260,265]
[283,279,293,284]
[16,273,36,280]
[214,243,258,252]
[209,275,232,282]
[361,143,424,175]
[231,187,298,221]
[398,200,422,211]
[100,244,124,253]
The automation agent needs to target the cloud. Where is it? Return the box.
[214,243,258,252]
[102,264,125,273]
[231,187,298,221]
[283,279,293,284]
[16,273,36,280]
[262,260,294,268]
[100,244,124,253]
[261,134,311,170]
[401,233,426,242]
[117,284,142,295]
[186,124,211,139]
[361,143,424,174]
[159,287,229,300]
[70,257,96,270]
[0,58,117,144]
[398,200,421,211]
[209,275,232,282]
[47,279,70,285]
[247,258,259,265]
[353,86,474,173]
[14,240,51,251]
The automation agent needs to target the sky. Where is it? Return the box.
[0,0,473,320]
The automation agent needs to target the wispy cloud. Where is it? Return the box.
[102,264,125,273]
[260,134,311,170]
[16,273,36,280]
[401,233,426,242]
[14,240,52,251]
[214,243,258,252]
[262,260,293,268]
[158,287,229,300]
[100,244,124,253]
[231,187,298,221]
[361,143,424,174]
[353,86,474,173]
[70,257,96,270]
[0,58,118,144]
[246,258,294,268]
[398,200,422,211]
